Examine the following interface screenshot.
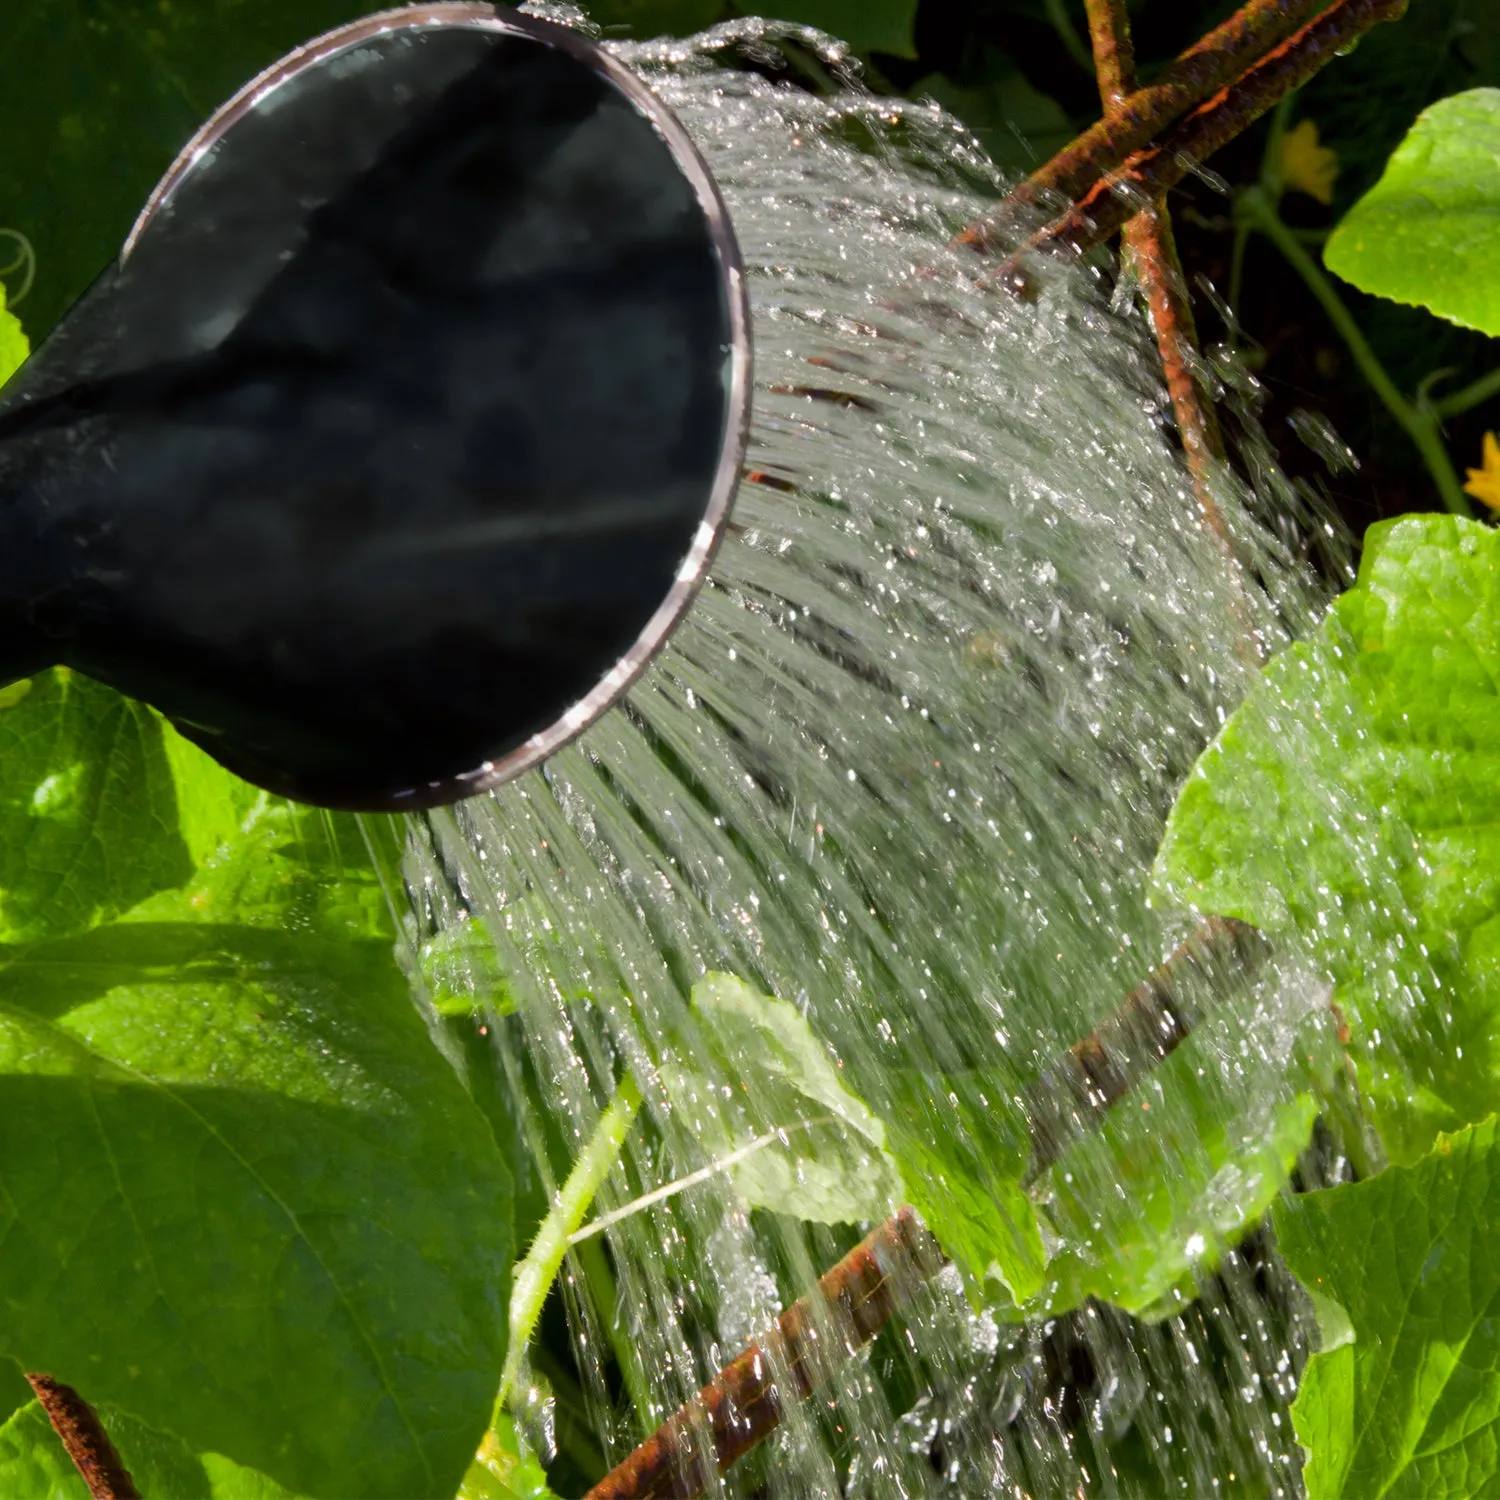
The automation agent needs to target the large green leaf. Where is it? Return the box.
[0,711,514,1499]
[1325,88,1500,337]
[0,1398,303,1498]
[1275,1117,1500,1498]
[1154,515,1500,1163]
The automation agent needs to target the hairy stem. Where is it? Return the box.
[26,1375,139,1500]
[1239,185,1472,516]
[499,1072,642,1415]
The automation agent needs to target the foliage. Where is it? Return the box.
[1275,1117,1500,1499]
[0,670,513,1498]
[1325,88,1500,339]
[1155,515,1500,1165]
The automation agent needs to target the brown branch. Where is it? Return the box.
[958,0,1328,252]
[991,0,1409,281]
[26,1374,139,1500]
[1024,917,1272,1177]
[582,1207,947,1500]
[1083,0,1234,558]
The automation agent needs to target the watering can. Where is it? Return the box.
[0,4,751,810]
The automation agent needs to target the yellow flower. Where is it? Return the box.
[1280,119,1338,206]
[1465,431,1500,513]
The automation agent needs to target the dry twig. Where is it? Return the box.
[26,1374,139,1500]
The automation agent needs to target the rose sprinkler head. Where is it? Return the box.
[0,4,750,811]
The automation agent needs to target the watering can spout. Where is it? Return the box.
[0,4,750,810]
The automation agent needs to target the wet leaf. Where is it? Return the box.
[0,1398,304,1498]
[1275,1117,1500,1498]
[1325,88,1500,336]
[0,706,514,1499]
[458,1415,560,1500]
[917,68,1074,176]
[665,973,903,1225]
[1154,515,1500,1162]
[1038,1047,1316,1316]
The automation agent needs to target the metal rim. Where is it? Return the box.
[124,4,752,811]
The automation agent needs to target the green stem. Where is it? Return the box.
[1239,186,1473,517]
[1433,365,1500,422]
[498,1073,643,1416]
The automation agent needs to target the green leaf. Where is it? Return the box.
[1325,88,1500,337]
[1153,515,1500,1162]
[0,1398,305,1498]
[764,0,919,57]
[0,714,514,1499]
[663,973,902,1225]
[420,919,517,1019]
[0,281,26,388]
[883,1099,1047,1307]
[458,1415,560,1500]
[0,670,195,944]
[1037,1054,1316,1317]
[1275,1117,1500,1498]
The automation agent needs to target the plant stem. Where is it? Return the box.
[26,1375,139,1500]
[991,0,1409,281]
[961,0,1327,248]
[574,1236,657,1430]
[1083,0,1237,558]
[499,1072,643,1415]
[1238,186,1473,516]
[1433,366,1500,422]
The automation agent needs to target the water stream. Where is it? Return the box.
[403,13,1352,1494]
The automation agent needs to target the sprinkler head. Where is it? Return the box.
[0,4,750,810]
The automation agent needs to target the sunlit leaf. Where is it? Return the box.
[1325,88,1500,336]
[1154,514,1500,1163]
[0,706,514,1499]
[1276,1117,1500,1497]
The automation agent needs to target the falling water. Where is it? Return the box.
[403,11,1353,1495]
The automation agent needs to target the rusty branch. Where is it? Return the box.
[958,0,1328,251]
[1024,917,1272,1177]
[583,1207,946,1500]
[26,1375,139,1500]
[1083,0,1233,556]
[992,0,1408,280]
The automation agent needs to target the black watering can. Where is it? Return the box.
[0,4,751,810]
